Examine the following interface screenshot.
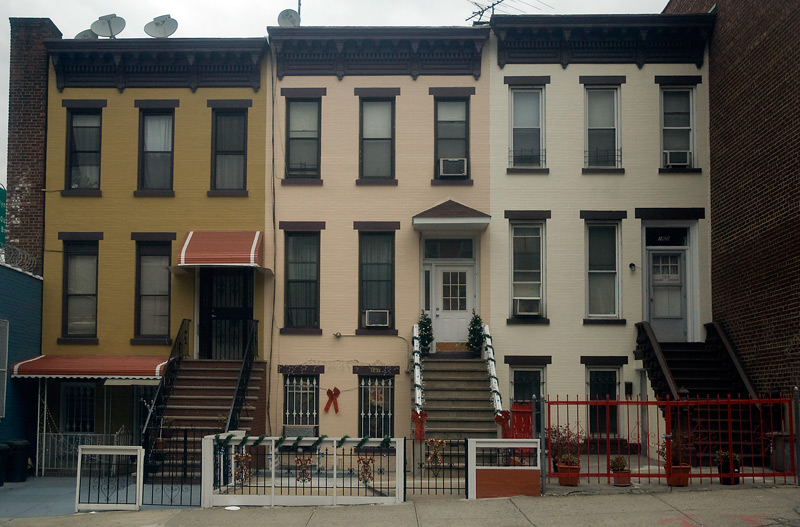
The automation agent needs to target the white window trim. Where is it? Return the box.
[509,366,546,403]
[660,87,695,168]
[509,223,546,318]
[508,87,545,168]
[584,87,620,168]
[585,222,621,319]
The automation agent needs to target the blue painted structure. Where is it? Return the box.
[0,263,42,443]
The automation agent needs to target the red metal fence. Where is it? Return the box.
[511,394,796,486]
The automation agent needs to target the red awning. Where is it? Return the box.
[11,355,169,380]
[178,230,263,267]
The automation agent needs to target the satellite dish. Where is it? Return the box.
[75,29,98,40]
[144,15,178,38]
[90,14,126,39]
[277,9,301,28]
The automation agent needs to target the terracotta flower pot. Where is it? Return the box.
[665,464,691,487]
[612,470,632,487]
[556,464,580,486]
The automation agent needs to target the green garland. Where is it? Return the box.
[237,434,251,447]
[274,435,286,449]
[214,433,236,448]
[357,436,370,449]
[380,435,392,448]
[292,436,305,448]
[336,435,351,448]
[310,435,328,449]
[251,434,268,447]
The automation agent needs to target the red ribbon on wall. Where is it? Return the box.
[324,387,340,413]
[411,410,427,441]
[495,410,512,438]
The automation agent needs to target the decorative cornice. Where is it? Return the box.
[46,38,268,93]
[490,14,715,70]
[267,26,490,80]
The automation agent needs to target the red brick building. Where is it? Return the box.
[663,0,800,393]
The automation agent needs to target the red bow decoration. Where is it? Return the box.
[324,387,340,413]
[411,411,427,441]
[495,410,512,438]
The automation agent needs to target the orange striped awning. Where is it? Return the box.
[178,230,263,267]
[11,355,168,380]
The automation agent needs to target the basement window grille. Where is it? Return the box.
[358,376,395,437]
[283,375,319,430]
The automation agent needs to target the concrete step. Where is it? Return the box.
[424,379,491,390]
[422,370,487,381]
[166,405,256,417]
[169,394,257,402]
[424,401,494,411]
[422,359,486,372]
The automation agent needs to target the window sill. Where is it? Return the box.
[659,167,702,174]
[57,337,99,345]
[583,318,627,325]
[207,189,248,197]
[507,317,550,325]
[130,337,173,345]
[354,328,399,336]
[356,179,398,186]
[431,179,473,186]
[134,189,175,197]
[280,327,323,335]
[61,189,102,197]
[507,167,549,175]
[582,168,625,175]
[282,178,323,186]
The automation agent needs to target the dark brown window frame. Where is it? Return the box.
[63,108,103,197]
[358,231,395,331]
[282,230,322,333]
[209,107,249,195]
[359,97,396,181]
[60,240,99,343]
[136,109,175,196]
[433,96,471,181]
[285,98,322,180]
[133,241,172,343]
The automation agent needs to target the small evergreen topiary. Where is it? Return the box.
[467,309,484,356]
[417,311,433,353]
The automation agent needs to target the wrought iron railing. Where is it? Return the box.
[634,321,680,400]
[704,321,758,400]
[482,324,503,417]
[225,319,258,432]
[508,148,546,168]
[142,319,191,440]
[584,148,622,168]
[0,242,40,275]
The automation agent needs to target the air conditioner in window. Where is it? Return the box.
[439,158,468,177]
[664,150,692,168]
[365,310,390,327]
[514,298,540,316]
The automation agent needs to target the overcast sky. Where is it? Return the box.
[0,0,669,187]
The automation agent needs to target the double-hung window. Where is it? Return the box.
[587,368,619,435]
[360,99,394,180]
[662,89,693,168]
[435,98,469,178]
[66,110,102,190]
[62,241,98,338]
[358,375,395,437]
[135,242,171,338]
[284,232,320,329]
[585,88,620,167]
[212,109,248,190]
[510,89,544,167]
[511,225,544,317]
[139,111,174,190]
[286,99,321,178]
[586,224,620,318]
[359,232,394,329]
[511,368,544,437]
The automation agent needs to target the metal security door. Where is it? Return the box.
[198,268,253,359]
[648,251,687,342]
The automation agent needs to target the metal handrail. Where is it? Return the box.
[705,321,759,399]
[142,319,191,437]
[411,324,424,414]
[482,324,503,415]
[225,320,258,432]
[635,321,680,400]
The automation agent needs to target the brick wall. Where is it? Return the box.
[664,0,800,393]
[6,19,61,274]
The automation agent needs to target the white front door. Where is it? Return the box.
[648,250,687,342]
[433,266,474,342]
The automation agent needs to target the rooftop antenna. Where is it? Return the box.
[90,14,126,39]
[277,8,301,28]
[467,0,508,22]
[144,15,178,38]
[74,29,98,40]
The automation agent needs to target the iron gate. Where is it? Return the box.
[142,428,203,506]
[405,438,467,498]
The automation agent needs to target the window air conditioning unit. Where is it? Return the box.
[365,310,390,327]
[664,150,691,168]
[514,298,540,316]
[439,158,468,177]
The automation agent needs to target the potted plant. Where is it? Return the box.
[547,425,582,473]
[658,434,693,487]
[714,449,741,485]
[417,311,433,355]
[609,455,632,487]
[467,310,484,357]
[556,453,581,486]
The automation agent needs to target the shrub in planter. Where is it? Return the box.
[658,434,693,487]
[556,453,580,486]
[609,455,631,487]
[714,450,741,485]
[547,425,582,472]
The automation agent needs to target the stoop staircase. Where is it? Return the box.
[422,356,497,439]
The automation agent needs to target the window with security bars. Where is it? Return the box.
[359,376,394,437]
[587,369,618,435]
[61,382,96,433]
[283,375,319,430]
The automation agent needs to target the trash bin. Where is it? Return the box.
[0,444,9,486]
[6,440,30,483]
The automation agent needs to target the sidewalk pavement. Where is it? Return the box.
[1,479,798,527]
